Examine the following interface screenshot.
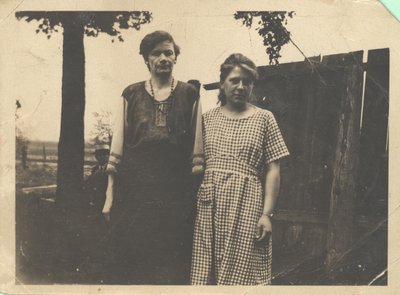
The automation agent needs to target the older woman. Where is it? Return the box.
[102,31,199,284]
[191,53,289,285]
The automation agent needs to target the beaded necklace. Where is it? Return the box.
[149,77,175,127]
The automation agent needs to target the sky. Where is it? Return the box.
[1,0,399,142]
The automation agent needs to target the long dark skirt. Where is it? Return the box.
[106,145,195,285]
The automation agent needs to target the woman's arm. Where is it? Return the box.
[255,160,280,242]
[102,96,126,221]
[262,160,280,215]
[191,98,205,175]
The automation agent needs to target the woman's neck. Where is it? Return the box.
[150,75,173,89]
[223,102,249,113]
[221,103,256,119]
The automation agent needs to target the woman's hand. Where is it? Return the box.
[102,190,113,222]
[255,214,272,243]
[102,174,114,222]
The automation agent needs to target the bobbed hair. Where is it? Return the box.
[218,53,258,105]
[139,30,181,62]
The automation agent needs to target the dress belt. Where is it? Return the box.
[206,154,259,180]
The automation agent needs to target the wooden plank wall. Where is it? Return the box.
[325,51,364,269]
[252,49,389,258]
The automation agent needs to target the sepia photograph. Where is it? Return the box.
[0,0,399,294]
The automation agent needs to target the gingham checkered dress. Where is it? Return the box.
[191,107,289,285]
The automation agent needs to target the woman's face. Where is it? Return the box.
[147,40,176,77]
[221,66,254,110]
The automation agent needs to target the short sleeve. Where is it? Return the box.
[264,112,290,165]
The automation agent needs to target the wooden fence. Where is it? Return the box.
[19,141,98,166]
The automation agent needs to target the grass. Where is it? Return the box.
[16,162,57,189]
[15,161,110,284]
[14,163,387,285]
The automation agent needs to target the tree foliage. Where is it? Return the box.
[234,11,294,65]
[15,11,152,42]
[90,110,113,145]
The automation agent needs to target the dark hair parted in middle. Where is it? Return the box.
[139,30,181,62]
[218,53,259,105]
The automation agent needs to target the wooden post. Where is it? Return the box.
[325,52,363,272]
[357,49,389,216]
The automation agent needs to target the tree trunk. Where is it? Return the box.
[325,55,363,273]
[56,20,85,208]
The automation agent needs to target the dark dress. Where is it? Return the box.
[108,81,198,284]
